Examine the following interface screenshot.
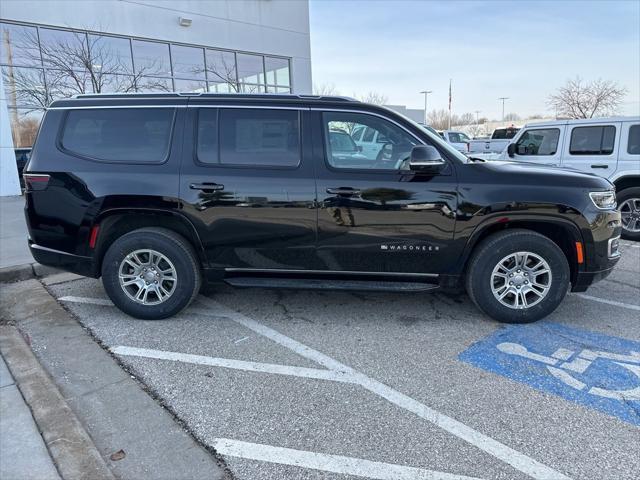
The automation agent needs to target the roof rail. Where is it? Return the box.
[73,92,359,102]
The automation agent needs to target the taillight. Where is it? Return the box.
[23,174,50,191]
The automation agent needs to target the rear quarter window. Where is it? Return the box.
[628,125,640,155]
[60,108,175,163]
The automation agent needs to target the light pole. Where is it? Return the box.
[420,90,432,125]
[498,97,509,123]
[474,110,481,124]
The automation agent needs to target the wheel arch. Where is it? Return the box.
[91,208,207,277]
[613,176,640,193]
[459,216,584,287]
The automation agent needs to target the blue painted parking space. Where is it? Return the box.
[459,322,640,426]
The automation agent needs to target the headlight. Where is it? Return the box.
[589,190,616,209]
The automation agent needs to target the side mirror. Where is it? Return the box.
[507,143,516,158]
[409,145,445,172]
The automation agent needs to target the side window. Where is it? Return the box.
[627,125,640,155]
[515,128,560,155]
[351,126,364,142]
[569,126,616,155]
[196,109,218,164]
[61,108,174,163]
[323,112,419,170]
[362,127,375,142]
[218,108,300,167]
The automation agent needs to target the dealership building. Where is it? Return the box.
[0,0,312,195]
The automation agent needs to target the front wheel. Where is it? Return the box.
[617,187,640,241]
[465,229,570,323]
[101,228,201,320]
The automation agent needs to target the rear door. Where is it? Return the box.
[560,122,620,176]
[179,103,317,271]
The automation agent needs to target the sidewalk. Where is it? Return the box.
[0,353,60,480]
[0,195,33,269]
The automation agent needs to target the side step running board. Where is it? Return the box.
[224,276,439,292]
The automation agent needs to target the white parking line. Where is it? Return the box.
[196,297,570,480]
[212,438,486,480]
[111,345,357,384]
[58,294,571,479]
[575,294,640,312]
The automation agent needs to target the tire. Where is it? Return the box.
[617,187,640,241]
[101,228,201,320]
[465,229,570,324]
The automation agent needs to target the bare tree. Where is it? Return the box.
[458,112,475,125]
[504,112,520,122]
[547,77,627,118]
[313,83,340,96]
[427,109,450,130]
[359,91,388,105]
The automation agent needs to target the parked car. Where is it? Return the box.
[468,126,520,157]
[328,129,369,168]
[439,130,472,153]
[15,147,32,188]
[24,93,620,324]
[499,117,640,240]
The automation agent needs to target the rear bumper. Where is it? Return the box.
[29,243,97,278]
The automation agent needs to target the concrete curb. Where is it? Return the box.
[0,326,115,480]
[0,263,59,284]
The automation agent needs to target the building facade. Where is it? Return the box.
[0,0,312,195]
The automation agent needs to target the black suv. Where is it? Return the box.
[24,93,621,323]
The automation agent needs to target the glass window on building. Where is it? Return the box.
[265,56,290,88]
[2,66,48,108]
[132,39,172,77]
[237,53,265,89]
[173,78,206,93]
[45,68,92,99]
[171,44,205,80]
[88,35,134,74]
[39,28,88,71]
[1,22,41,67]
[135,76,173,93]
[206,49,237,93]
[7,108,43,148]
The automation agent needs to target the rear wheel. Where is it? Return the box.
[465,229,570,323]
[617,187,640,241]
[101,228,201,320]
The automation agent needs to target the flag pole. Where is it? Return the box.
[448,79,452,130]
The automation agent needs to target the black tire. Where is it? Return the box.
[101,228,201,320]
[617,187,640,241]
[465,229,570,324]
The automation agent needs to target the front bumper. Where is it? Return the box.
[571,209,621,292]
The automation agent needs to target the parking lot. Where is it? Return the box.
[44,240,639,480]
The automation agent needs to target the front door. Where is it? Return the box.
[510,127,563,166]
[312,110,458,274]
[179,105,317,271]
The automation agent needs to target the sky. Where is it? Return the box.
[309,0,640,119]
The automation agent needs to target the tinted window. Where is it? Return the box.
[627,125,640,155]
[516,128,560,155]
[61,108,174,163]
[197,109,218,164]
[570,126,616,155]
[323,112,418,170]
[218,109,300,167]
[351,126,364,142]
[363,127,375,142]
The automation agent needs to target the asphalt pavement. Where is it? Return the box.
[42,240,640,480]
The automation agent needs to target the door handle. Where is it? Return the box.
[190,182,224,191]
[327,187,361,196]
[591,164,609,169]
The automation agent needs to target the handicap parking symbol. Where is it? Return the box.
[459,322,640,426]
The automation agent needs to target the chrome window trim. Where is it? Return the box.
[47,104,308,111]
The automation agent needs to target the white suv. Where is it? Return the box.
[502,116,640,240]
